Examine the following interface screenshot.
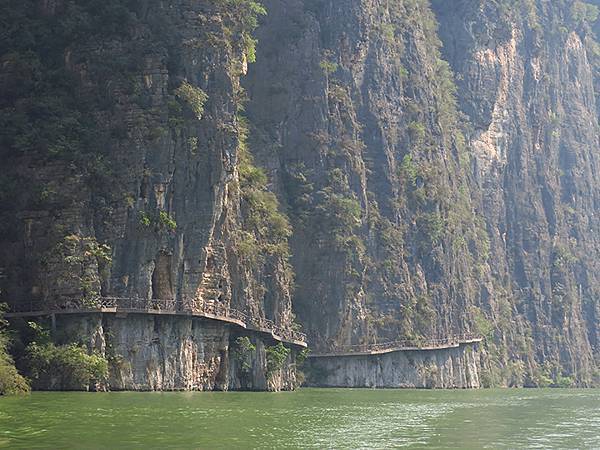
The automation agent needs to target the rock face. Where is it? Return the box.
[0,0,301,391]
[306,344,481,389]
[245,0,484,355]
[244,0,600,387]
[431,0,600,387]
[53,314,297,391]
[1,0,599,390]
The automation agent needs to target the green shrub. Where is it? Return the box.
[234,336,256,373]
[296,348,310,366]
[43,235,111,300]
[416,211,444,245]
[399,154,419,187]
[158,210,177,231]
[235,0,267,28]
[59,235,112,265]
[138,210,177,232]
[0,359,30,395]
[315,188,362,233]
[552,244,577,269]
[25,342,108,390]
[139,211,152,228]
[531,366,554,388]
[237,231,261,262]
[0,306,30,395]
[554,374,574,388]
[319,59,338,75]
[175,81,208,120]
[470,306,493,340]
[239,160,268,188]
[235,336,256,353]
[217,0,267,62]
[187,137,199,152]
[266,342,290,376]
[408,121,426,142]
[380,23,396,43]
[571,1,599,23]
[237,116,292,260]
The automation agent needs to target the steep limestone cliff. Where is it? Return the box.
[0,0,301,391]
[432,0,600,387]
[244,0,600,387]
[245,0,486,353]
[1,0,599,390]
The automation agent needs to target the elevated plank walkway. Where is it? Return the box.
[308,335,483,358]
[6,297,307,348]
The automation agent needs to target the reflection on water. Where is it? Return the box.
[0,389,599,449]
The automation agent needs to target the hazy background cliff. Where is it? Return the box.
[243,0,600,387]
[0,0,598,388]
[433,0,600,386]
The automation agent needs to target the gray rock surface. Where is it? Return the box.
[306,344,480,389]
[56,314,298,391]
[2,0,599,390]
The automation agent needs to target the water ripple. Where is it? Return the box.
[0,389,599,449]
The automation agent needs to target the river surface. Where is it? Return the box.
[0,388,599,449]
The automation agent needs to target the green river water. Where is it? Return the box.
[0,389,598,449]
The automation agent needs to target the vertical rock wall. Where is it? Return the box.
[432,0,600,387]
[244,0,600,387]
[245,0,485,353]
[51,314,299,391]
[0,1,301,390]
[305,344,481,389]
[2,0,599,389]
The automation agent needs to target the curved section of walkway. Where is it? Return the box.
[308,334,483,358]
[7,297,307,348]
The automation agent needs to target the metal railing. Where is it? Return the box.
[8,297,307,345]
[311,333,483,356]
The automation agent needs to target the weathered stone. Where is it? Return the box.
[306,344,480,389]
[2,0,599,390]
[55,314,299,391]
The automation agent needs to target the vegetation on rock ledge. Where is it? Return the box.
[0,305,29,395]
